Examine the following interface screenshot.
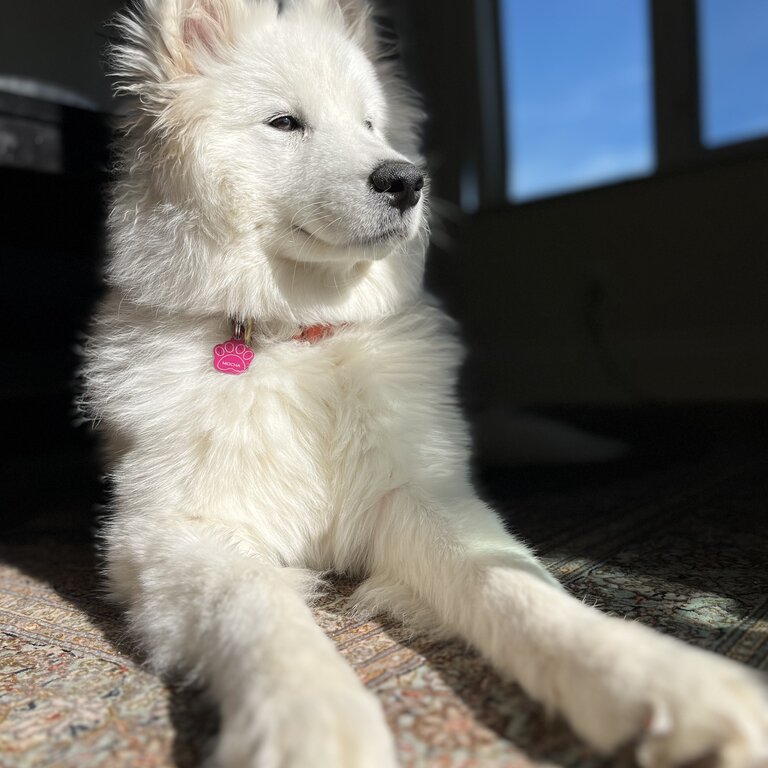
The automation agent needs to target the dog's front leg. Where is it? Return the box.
[363,492,768,766]
[105,521,397,768]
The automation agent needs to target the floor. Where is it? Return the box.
[1,406,767,767]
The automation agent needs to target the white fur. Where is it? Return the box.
[81,1,768,765]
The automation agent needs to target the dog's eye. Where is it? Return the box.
[268,115,302,132]
[364,119,374,131]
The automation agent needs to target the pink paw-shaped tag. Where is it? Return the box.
[213,338,254,375]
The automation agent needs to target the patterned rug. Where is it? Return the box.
[2,413,767,767]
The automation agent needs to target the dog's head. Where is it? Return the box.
[108,0,428,322]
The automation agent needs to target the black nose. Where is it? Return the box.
[369,161,424,211]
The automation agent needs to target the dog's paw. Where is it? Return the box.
[210,681,398,768]
[569,622,768,768]
[632,652,768,768]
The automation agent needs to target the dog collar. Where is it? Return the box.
[212,319,337,375]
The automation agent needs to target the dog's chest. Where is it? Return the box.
[93,303,460,563]
[197,334,415,535]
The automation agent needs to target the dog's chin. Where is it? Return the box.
[277,225,413,264]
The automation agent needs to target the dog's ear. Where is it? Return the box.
[335,0,376,52]
[175,0,246,69]
[295,0,377,57]
[111,0,274,89]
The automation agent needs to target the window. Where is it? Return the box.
[494,0,768,205]
[499,0,654,202]
[698,0,768,148]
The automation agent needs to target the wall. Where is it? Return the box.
[445,155,768,407]
[0,0,123,110]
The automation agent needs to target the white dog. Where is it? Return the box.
[81,0,768,765]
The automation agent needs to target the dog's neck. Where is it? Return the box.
[231,317,339,347]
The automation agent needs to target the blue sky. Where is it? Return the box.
[499,0,768,202]
[699,0,768,147]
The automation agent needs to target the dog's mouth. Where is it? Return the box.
[280,203,422,263]
[292,225,407,250]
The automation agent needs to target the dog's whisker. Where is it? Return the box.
[294,215,344,262]
[288,201,328,230]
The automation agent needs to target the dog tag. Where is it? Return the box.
[212,338,254,375]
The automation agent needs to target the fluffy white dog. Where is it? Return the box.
[81,0,768,765]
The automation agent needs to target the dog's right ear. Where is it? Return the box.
[290,0,377,58]
[110,0,274,92]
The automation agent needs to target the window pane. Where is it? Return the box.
[499,0,655,202]
[698,0,768,148]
